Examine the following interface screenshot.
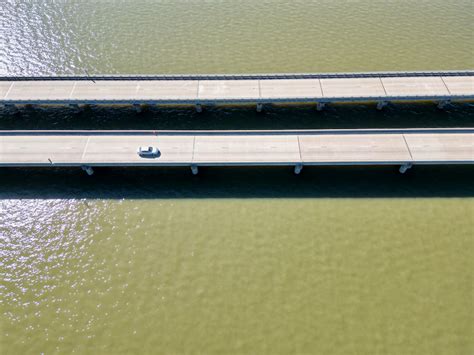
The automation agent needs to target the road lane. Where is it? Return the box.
[0,129,472,169]
[2,72,473,105]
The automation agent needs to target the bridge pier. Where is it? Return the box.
[437,100,451,109]
[81,165,94,176]
[69,104,82,112]
[4,104,19,113]
[294,164,303,175]
[191,165,199,175]
[133,104,143,113]
[195,104,203,113]
[316,102,326,111]
[377,101,388,110]
[256,103,263,113]
[399,163,412,174]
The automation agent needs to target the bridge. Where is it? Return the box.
[0,71,473,111]
[1,128,472,175]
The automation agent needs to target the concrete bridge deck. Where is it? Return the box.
[1,129,472,174]
[0,71,473,110]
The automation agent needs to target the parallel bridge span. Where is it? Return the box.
[0,71,473,111]
[1,128,472,175]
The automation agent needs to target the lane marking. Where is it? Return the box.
[196,80,201,99]
[81,136,91,162]
[297,135,303,163]
[440,76,452,95]
[3,82,14,99]
[191,136,196,163]
[379,77,388,96]
[68,82,77,99]
[318,79,324,97]
[402,134,414,161]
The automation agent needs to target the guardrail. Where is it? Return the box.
[1,70,473,81]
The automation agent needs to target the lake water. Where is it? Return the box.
[0,1,473,354]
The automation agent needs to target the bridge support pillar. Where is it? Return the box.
[4,103,19,113]
[294,164,303,175]
[69,104,81,112]
[399,163,412,174]
[256,103,263,113]
[437,100,450,109]
[3,104,20,113]
[316,102,326,111]
[191,165,199,175]
[81,166,94,176]
[134,104,143,113]
[195,104,203,113]
[377,101,388,110]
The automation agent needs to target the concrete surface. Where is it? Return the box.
[260,79,322,99]
[70,81,139,101]
[381,77,449,97]
[320,78,386,98]
[0,129,472,167]
[198,80,259,100]
[299,134,412,162]
[193,135,300,163]
[82,135,194,163]
[6,81,76,101]
[441,76,474,96]
[404,133,473,162]
[2,74,472,104]
[135,81,198,100]
[0,135,88,164]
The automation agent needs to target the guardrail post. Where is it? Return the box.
[191,165,199,175]
[399,163,412,174]
[195,104,203,113]
[377,101,388,110]
[294,164,303,175]
[316,102,326,111]
[81,165,94,176]
[256,103,263,113]
[437,100,450,109]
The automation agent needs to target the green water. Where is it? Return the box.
[1,0,473,75]
[1,1,473,354]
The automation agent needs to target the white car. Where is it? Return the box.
[137,146,160,158]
